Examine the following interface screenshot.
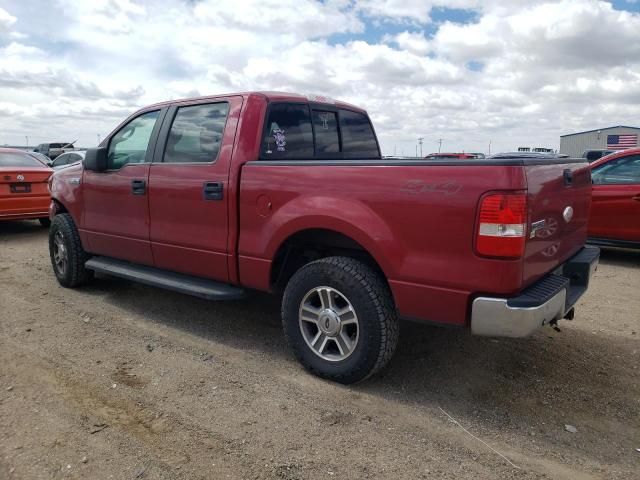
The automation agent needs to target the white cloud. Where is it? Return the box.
[0,0,639,155]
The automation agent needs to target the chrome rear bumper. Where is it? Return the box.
[471,246,599,337]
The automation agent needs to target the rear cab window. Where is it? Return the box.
[261,102,380,160]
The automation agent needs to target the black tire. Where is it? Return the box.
[38,217,51,227]
[49,213,93,288]
[282,256,399,384]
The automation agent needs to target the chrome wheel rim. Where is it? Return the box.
[299,286,359,362]
[53,230,68,275]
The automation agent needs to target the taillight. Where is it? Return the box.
[476,193,527,258]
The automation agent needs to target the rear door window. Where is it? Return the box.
[339,109,380,158]
[262,104,314,158]
[163,102,229,163]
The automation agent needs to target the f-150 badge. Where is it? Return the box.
[530,219,546,238]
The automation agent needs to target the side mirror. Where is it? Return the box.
[46,160,54,167]
[83,147,108,172]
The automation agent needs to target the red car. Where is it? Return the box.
[0,147,53,226]
[588,148,640,248]
[48,92,598,383]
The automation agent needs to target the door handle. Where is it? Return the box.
[632,195,640,202]
[131,179,146,195]
[203,181,223,201]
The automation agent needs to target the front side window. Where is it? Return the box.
[339,109,380,158]
[262,103,313,158]
[107,110,159,169]
[163,102,229,163]
[592,155,640,185]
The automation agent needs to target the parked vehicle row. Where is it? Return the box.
[47,91,599,383]
[33,141,76,160]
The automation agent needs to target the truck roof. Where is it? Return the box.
[143,91,366,114]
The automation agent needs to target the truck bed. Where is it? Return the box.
[237,157,591,327]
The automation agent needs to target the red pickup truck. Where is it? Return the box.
[48,92,599,383]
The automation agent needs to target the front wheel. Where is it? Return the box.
[49,213,93,288]
[282,256,399,384]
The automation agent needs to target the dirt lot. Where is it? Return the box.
[1,221,639,480]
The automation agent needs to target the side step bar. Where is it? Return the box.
[85,257,245,301]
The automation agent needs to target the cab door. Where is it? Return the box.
[590,153,640,242]
[148,96,243,282]
[81,108,166,265]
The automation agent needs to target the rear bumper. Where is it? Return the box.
[471,246,600,337]
[0,195,50,221]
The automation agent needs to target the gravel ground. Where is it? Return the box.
[1,220,639,479]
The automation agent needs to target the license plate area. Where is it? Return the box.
[10,183,31,193]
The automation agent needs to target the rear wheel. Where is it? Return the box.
[282,256,399,384]
[38,217,51,227]
[49,213,93,287]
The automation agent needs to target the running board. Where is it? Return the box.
[85,257,245,301]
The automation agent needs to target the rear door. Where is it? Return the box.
[589,154,640,242]
[147,96,242,282]
[521,160,592,286]
[81,109,165,265]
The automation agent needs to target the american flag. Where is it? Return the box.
[606,134,637,150]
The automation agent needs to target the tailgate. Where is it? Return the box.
[522,160,592,287]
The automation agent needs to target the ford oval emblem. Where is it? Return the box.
[16,174,25,182]
[563,206,574,223]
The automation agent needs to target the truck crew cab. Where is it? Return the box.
[48,92,599,383]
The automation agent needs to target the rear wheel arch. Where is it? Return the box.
[269,228,392,293]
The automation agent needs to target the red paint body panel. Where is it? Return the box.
[588,148,640,242]
[82,164,154,265]
[48,91,593,328]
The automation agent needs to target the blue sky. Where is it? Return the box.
[1,0,640,155]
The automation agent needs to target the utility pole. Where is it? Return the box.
[437,138,443,153]
[488,139,491,156]
[97,133,102,145]
[418,137,424,157]
[25,135,29,147]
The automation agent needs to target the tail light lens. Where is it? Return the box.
[476,193,527,258]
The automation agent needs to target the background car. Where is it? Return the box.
[27,151,52,166]
[50,150,85,170]
[588,148,640,248]
[0,147,53,227]
[583,149,616,163]
[33,142,76,160]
